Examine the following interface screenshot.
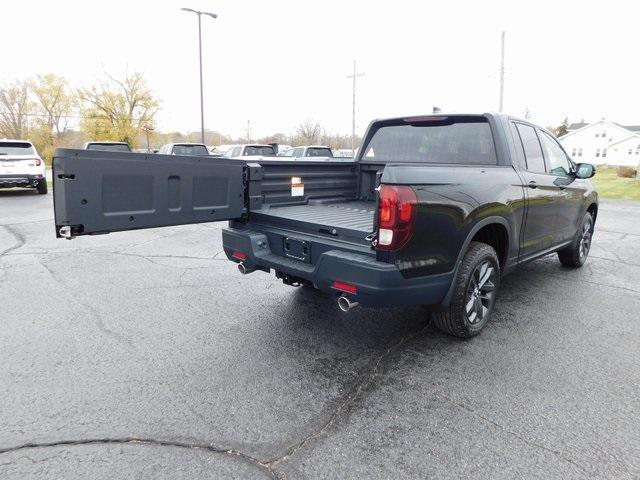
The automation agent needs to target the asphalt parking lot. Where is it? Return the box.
[1,190,639,479]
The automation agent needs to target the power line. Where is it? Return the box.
[6,111,148,121]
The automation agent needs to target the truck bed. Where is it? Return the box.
[251,200,375,244]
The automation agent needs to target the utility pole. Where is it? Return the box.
[142,125,154,152]
[499,31,505,113]
[346,60,364,152]
[181,7,218,143]
[246,120,251,143]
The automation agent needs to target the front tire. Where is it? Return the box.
[432,242,500,338]
[37,179,48,195]
[557,212,593,268]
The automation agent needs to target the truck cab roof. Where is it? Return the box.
[83,141,131,152]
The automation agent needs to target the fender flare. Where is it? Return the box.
[438,216,511,308]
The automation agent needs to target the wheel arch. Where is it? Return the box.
[438,217,510,308]
[587,202,598,224]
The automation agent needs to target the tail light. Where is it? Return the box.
[35,158,42,166]
[377,185,417,251]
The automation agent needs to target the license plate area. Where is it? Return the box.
[283,237,311,263]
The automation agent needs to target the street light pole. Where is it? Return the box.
[499,31,505,113]
[181,7,218,144]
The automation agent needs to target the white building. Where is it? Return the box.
[605,135,640,166]
[559,120,640,166]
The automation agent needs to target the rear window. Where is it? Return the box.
[0,142,36,155]
[172,145,209,156]
[87,143,131,152]
[362,117,497,165]
[306,148,333,157]
[243,146,275,156]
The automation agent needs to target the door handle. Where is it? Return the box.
[558,185,567,190]
[528,181,538,189]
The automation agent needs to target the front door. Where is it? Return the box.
[53,149,247,238]
[537,130,586,243]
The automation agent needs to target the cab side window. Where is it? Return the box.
[509,122,527,169]
[515,123,546,173]
[539,131,572,176]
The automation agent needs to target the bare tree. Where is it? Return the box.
[295,119,324,144]
[78,72,159,146]
[0,80,31,138]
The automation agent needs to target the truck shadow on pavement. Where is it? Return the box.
[0,189,41,197]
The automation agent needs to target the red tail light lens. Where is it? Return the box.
[377,185,417,251]
[231,251,247,260]
[332,281,357,294]
[35,158,42,166]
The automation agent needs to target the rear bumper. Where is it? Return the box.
[0,174,43,189]
[222,227,453,308]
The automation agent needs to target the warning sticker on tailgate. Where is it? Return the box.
[291,176,304,197]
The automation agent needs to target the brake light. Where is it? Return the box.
[231,251,247,260]
[332,281,357,294]
[377,185,417,251]
[35,158,42,166]
[402,115,448,123]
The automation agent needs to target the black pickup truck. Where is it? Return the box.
[52,113,598,337]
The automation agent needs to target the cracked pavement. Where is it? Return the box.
[1,189,639,479]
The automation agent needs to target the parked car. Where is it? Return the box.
[157,143,210,156]
[207,146,227,157]
[83,141,132,152]
[0,139,47,194]
[224,144,277,159]
[279,146,334,159]
[275,144,292,155]
[52,113,598,338]
[332,149,355,158]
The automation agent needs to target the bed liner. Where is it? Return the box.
[250,200,375,244]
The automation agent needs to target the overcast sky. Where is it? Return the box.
[3,0,639,138]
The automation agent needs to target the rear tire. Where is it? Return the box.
[557,212,593,268]
[432,242,500,338]
[37,179,48,195]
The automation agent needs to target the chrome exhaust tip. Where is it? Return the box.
[238,262,255,275]
[337,295,359,312]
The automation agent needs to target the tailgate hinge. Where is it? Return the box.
[365,231,378,248]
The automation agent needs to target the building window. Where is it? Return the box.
[578,148,583,157]
[595,132,599,138]
[595,148,600,158]
[571,148,576,156]
[603,149,607,157]
[602,131,606,138]
[628,149,633,155]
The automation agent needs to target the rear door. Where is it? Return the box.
[53,148,246,238]
[511,122,561,258]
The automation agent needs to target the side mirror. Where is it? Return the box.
[575,163,596,179]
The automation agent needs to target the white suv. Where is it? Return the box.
[0,140,47,194]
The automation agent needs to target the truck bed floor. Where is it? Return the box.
[252,201,375,234]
